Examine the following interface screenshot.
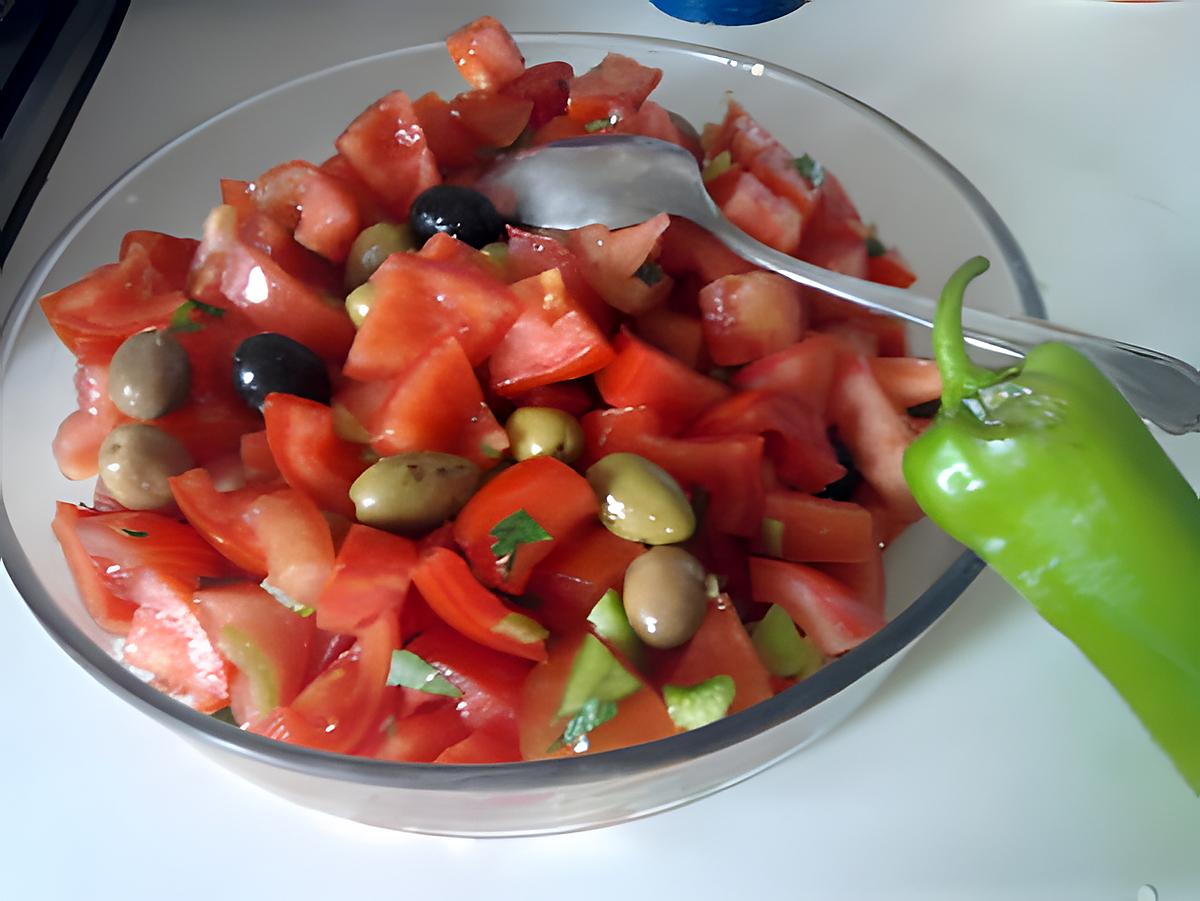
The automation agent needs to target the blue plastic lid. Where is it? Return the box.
[649,0,809,26]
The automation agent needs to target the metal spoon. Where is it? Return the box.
[479,135,1200,435]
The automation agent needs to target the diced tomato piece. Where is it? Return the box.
[564,214,673,315]
[658,217,755,284]
[317,525,417,633]
[51,503,137,633]
[500,61,573,129]
[255,609,398,753]
[594,329,731,431]
[732,333,840,419]
[220,178,257,217]
[39,244,184,361]
[248,489,335,611]
[489,268,614,396]
[239,430,280,484]
[187,205,355,361]
[412,548,548,662]
[155,397,263,468]
[818,545,886,616]
[758,491,875,563]
[122,569,229,713]
[826,354,922,521]
[580,404,666,465]
[567,52,662,124]
[707,166,802,255]
[318,153,391,223]
[454,456,597,594]
[233,207,343,294]
[367,706,470,762]
[168,469,268,574]
[407,625,534,744]
[519,632,675,760]
[249,160,362,263]
[615,100,694,156]
[261,393,369,518]
[698,271,805,366]
[118,231,198,288]
[505,226,612,332]
[364,337,508,467]
[446,16,525,91]
[412,91,483,172]
[417,232,499,276]
[526,525,646,634]
[656,596,773,714]
[435,727,522,764]
[868,247,918,288]
[824,314,909,358]
[344,252,518,381]
[334,90,441,220]
[530,114,588,145]
[687,390,844,494]
[868,357,942,410]
[195,582,315,724]
[52,362,124,480]
[449,90,533,147]
[749,556,887,656]
[508,381,594,418]
[634,307,705,369]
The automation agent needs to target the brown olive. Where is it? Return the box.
[98,424,193,510]
[107,330,191,420]
[586,452,695,545]
[349,451,480,535]
[622,546,709,649]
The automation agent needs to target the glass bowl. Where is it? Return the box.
[0,32,1042,836]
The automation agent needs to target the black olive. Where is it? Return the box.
[907,398,941,419]
[232,333,331,411]
[817,431,862,502]
[409,185,504,249]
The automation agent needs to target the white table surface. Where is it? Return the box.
[2,1,1197,898]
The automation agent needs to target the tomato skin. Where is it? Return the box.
[168,469,268,574]
[567,52,662,124]
[526,525,646,634]
[867,247,918,288]
[262,393,368,518]
[435,727,522,764]
[655,596,773,714]
[634,307,706,370]
[195,582,315,724]
[53,362,123,480]
[407,625,533,743]
[249,489,336,611]
[698,271,806,366]
[334,90,442,220]
[818,546,886,616]
[505,226,613,333]
[500,61,573,129]
[446,16,525,91]
[250,160,362,263]
[594,329,731,431]
[659,217,755,285]
[749,556,887,656]
[449,90,533,147]
[412,548,548,662]
[239,431,280,484]
[732,333,840,419]
[518,632,676,760]
[488,268,614,397]
[118,231,198,288]
[317,525,417,634]
[757,491,876,564]
[412,91,482,172]
[52,503,138,634]
[508,381,594,418]
[707,166,802,255]
[868,357,942,410]
[121,569,230,713]
[823,314,909,358]
[530,114,589,146]
[368,706,471,762]
[616,100,698,158]
[565,214,673,316]
[454,456,597,594]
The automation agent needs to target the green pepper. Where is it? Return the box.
[903,256,1200,793]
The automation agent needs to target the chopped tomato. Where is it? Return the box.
[658,217,755,284]
[508,381,594,418]
[757,491,875,563]
[248,489,335,611]
[169,469,267,574]
[564,214,673,315]
[615,100,695,157]
[195,581,315,724]
[732,333,840,418]
[633,307,705,370]
[344,252,518,381]
[656,596,772,714]
[53,362,124,480]
[435,727,522,764]
[818,546,886,616]
[369,706,471,762]
[500,61,573,129]
[262,393,369,518]
[826,313,909,358]
[334,90,441,219]
[698,271,806,366]
[318,153,391,223]
[519,632,675,760]
[868,357,942,410]
[118,231,198,288]
[239,431,280,484]
[530,114,589,145]
[446,16,525,91]
[411,548,549,662]
[567,52,662,124]
[594,329,731,431]
[488,268,614,397]
[505,226,612,332]
[449,90,533,147]
[250,160,362,262]
[707,165,802,255]
[749,556,887,656]
[51,503,138,634]
[412,92,483,172]
[868,247,918,288]
[526,525,646,634]
[454,456,597,594]
[317,525,417,633]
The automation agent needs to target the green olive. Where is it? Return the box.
[107,329,190,420]
[350,451,480,535]
[344,222,415,290]
[98,424,194,510]
[585,452,695,545]
[622,546,709,649]
[506,407,584,464]
[345,282,377,327]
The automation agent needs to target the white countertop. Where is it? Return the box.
[2,1,1198,897]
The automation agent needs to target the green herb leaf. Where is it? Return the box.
[793,153,825,187]
[664,675,736,730]
[169,298,225,333]
[480,441,504,460]
[634,260,664,287]
[119,528,149,538]
[386,650,463,697]
[865,234,887,258]
[584,116,617,133]
[490,509,552,576]
[548,697,619,753]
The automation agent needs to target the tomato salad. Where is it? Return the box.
[41,16,940,763]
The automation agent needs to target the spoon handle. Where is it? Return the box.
[697,214,1200,435]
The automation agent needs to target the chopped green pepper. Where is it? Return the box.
[903,256,1200,792]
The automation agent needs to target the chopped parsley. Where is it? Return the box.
[793,153,825,187]
[865,234,887,258]
[169,298,225,333]
[584,115,619,133]
[490,509,552,576]
[634,260,664,287]
[548,697,619,753]
[119,528,149,538]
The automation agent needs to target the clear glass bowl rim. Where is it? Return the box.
[0,30,1043,792]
